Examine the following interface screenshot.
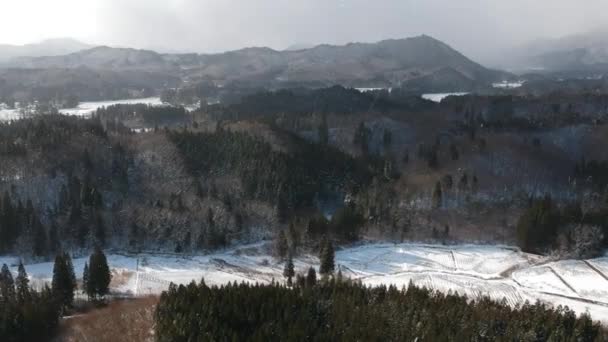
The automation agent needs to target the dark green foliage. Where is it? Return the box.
[16,261,30,304]
[206,86,401,120]
[319,238,335,276]
[51,252,77,311]
[86,247,112,301]
[0,263,61,342]
[305,267,317,287]
[283,254,295,286]
[307,205,366,242]
[0,114,106,156]
[168,129,379,214]
[95,103,190,126]
[154,280,603,342]
[517,196,561,253]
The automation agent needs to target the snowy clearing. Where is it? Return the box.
[3,243,608,323]
[0,97,164,121]
[421,92,468,102]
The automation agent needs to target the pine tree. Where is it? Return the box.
[82,262,90,299]
[88,247,112,301]
[0,264,15,302]
[319,239,335,276]
[16,261,30,304]
[51,252,77,311]
[283,254,295,286]
[306,267,317,287]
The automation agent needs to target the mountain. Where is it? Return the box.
[11,46,170,71]
[509,30,608,74]
[6,35,509,91]
[0,38,92,62]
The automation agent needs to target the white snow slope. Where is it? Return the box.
[3,242,608,323]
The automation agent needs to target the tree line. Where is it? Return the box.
[155,278,604,341]
[0,247,112,341]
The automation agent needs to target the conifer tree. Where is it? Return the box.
[16,261,30,304]
[82,262,91,299]
[283,254,295,286]
[0,264,15,301]
[87,247,112,301]
[306,267,317,287]
[51,252,76,310]
[319,239,335,276]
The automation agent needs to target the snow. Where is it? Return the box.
[421,92,468,102]
[59,97,164,117]
[0,97,164,122]
[492,81,524,89]
[4,243,608,323]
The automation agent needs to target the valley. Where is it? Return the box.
[4,242,608,323]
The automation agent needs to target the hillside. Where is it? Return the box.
[5,36,509,92]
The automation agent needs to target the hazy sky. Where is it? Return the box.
[1,0,607,64]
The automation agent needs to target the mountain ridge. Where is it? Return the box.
[5,35,509,90]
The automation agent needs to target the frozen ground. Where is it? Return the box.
[2,242,608,323]
[0,97,163,121]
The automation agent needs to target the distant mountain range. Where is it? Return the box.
[3,35,510,92]
[508,30,608,74]
[0,38,92,62]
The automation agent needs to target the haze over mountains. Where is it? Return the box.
[0,35,508,98]
[0,38,92,62]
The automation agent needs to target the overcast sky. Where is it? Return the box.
[1,0,607,65]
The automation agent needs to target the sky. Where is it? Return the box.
[1,0,607,65]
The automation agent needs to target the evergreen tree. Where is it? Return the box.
[319,238,335,276]
[283,254,295,286]
[87,247,112,301]
[51,252,76,311]
[82,262,90,299]
[16,261,30,304]
[0,264,15,302]
[306,267,317,287]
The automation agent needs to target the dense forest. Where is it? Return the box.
[1,86,608,260]
[155,279,604,341]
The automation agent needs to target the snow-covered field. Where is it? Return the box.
[421,92,468,102]
[2,243,608,323]
[0,97,163,121]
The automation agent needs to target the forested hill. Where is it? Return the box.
[2,86,608,260]
[5,35,509,90]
